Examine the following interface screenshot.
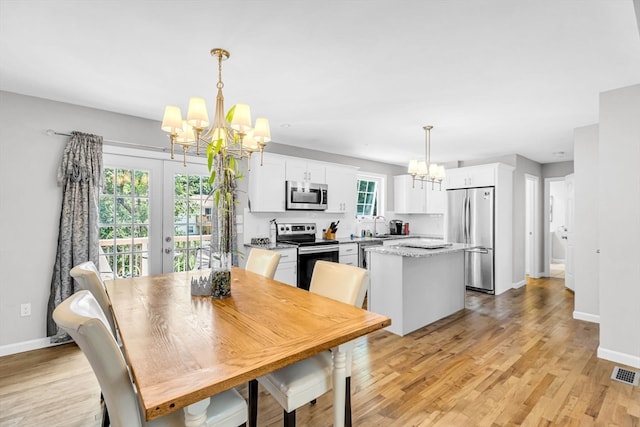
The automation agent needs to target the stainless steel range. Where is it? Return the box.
[276,222,339,290]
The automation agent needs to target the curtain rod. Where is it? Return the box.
[46,129,169,153]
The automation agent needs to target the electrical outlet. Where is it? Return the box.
[20,303,31,317]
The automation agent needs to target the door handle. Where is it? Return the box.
[164,248,172,254]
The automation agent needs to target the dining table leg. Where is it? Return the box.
[333,347,346,427]
[183,397,210,427]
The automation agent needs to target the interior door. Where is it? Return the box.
[565,174,575,291]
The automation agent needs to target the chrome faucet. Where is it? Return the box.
[373,216,386,236]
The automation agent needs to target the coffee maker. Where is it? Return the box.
[389,219,404,235]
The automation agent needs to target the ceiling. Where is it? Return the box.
[1,1,639,166]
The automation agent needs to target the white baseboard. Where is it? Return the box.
[573,311,600,324]
[0,337,63,357]
[597,346,640,369]
[512,279,527,289]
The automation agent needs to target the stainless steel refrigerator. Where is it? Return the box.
[446,187,495,293]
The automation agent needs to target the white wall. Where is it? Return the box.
[597,84,640,368]
[0,91,167,354]
[573,124,600,323]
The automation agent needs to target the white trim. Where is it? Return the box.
[356,171,387,218]
[543,177,565,277]
[597,346,640,369]
[0,338,66,357]
[573,311,600,324]
[524,174,540,280]
[512,279,527,289]
[103,144,209,165]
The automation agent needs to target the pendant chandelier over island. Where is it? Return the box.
[408,125,445,189]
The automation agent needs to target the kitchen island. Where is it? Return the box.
[366,241,473,337]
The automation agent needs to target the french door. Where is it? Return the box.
[101,151,210,277]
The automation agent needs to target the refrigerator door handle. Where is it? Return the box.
[464,194,471,243]
[465,248,489,254]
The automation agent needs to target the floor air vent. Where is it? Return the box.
[611,366,639,386]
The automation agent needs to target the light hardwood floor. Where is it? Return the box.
[1,276,638,426]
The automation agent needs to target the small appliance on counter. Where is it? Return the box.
[389,219,404,235]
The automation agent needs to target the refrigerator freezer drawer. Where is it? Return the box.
[465,248,494,293]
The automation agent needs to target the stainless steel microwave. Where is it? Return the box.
[285,181,328,210]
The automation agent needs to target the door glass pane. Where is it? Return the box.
[99,167,151,278]
[172,172,212,272]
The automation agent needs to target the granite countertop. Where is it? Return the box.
[366,241,477,258]
[243,242,297,250]
[336,234,443,244]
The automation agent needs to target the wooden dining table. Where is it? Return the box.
[105,267,390,427]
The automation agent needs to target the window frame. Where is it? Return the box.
[356,172,386,219]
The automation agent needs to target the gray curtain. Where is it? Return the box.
[47,131,103,342]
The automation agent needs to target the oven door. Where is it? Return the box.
[297,245,339,290]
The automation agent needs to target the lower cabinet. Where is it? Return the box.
[339,243,358,266]
[272,248,297,286]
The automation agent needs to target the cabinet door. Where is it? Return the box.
[285,159,326,183]
[248,153,286,212]
[339,243,358,264]
[306,163,326,184]
[444,169,469,190]
[468,168,495,187]
[394,175,426,213]
[273,248,297,286]
[285,159,308,182]
[326,166,357,213]
[426,185,445,214]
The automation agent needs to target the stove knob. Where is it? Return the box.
[306,226,310,230]
[286,227,290,231]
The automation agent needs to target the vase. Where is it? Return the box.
[209,251,231,298]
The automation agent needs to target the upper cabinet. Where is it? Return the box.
[325,165,357,213]
[445,165,496,189]
[394,175,445,214]
[248,153,358,213]
[248,153,286,212]
[285,159,326,183]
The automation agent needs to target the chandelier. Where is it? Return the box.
[161,48,270,167]
[407,125,445,189]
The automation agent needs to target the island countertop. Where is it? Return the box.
[365,241,478,257]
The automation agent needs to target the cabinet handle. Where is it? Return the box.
[281,255,289,258]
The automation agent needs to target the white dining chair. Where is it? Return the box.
[249,261,368,427]
[53,290,248,427]
[245,248,281,279]
[70,261,117,337]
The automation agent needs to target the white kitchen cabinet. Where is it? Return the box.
[285,158,326,183]
[445,165,496,189]
[272,247,297,286]
[426,184,445,214]
[394,175,426,213]
[394,175,446,214]
[248,153,286,212]
[339,243,358,266]
[325,165,357,213]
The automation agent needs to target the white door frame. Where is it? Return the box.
[543,177,565,277]
[103,145,210,275]
[525,174,540,279]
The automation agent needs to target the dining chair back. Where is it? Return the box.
[53,290,248,427]
[70,261,117,337]
[251,261,368,427]
[245,248,281,279]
